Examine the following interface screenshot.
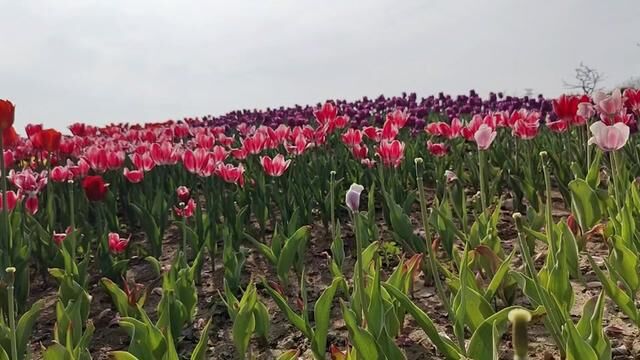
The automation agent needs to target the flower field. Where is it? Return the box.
[1,89,640,359]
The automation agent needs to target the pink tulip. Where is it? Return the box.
[345,183,364,213]
[216,163,245,187]
[50,166,71,183]
[0,190,20,212]
[588,121,629,152]
[593,89,624,117]
[286,134,311,156]
[427,141,448,157]
[108,233,130,254]
[150,141,180,166]
[474,124,497,150]
[176,186,191,203]
[341,129,363,148]
[242,132,267,155]
[260,154,291,177]
[174,198,196,218]
[376,140,405,168]
[123,168,144,183]
[386,109,409,129]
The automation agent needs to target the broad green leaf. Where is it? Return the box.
[565,320,598,360]
[568,179,602,233]
[382,283,462,359]
[312,277,343,357]
[110,351,140,360]
[276,225,310,284]
[340,302,379,360]
[191,318,212,360]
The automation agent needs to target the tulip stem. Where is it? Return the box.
[415,159,450,315]
[329,171,336,240]
[69,183,76,259]
[352,212,367,326]
[610,150,623,212]
[0,133,10,251]
[478,149,488,212]
[6,267,17,360]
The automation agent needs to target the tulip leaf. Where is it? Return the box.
[568,179,602,233]
[190,317,212,360]
[276,225,310,285]
[340,302,379,360]
[382,283,463,359]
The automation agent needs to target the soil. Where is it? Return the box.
[26,189,640,359]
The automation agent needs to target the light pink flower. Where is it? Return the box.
[474,124,497,150]
[588,121,629,152]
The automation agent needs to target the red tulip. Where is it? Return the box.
[552,94,590,126]
[33,129,62,152]
[426,118,462,139]
[131,152,155,172]
[82,175,109,201]
[350,144,368,160]
[52,226,72,246]
[360,158,376,168]
[510,110,540,140]
[176,186,191,203]
[381,119,399,141]
[461,115,495,141]
[260,154,291,177]
[2,126,19,147]
[0,100,15,130]
[3,150,14,168]
[427,140,448,157]
[242,132,267,155]
[174,198,196,218]
[0,190,20,212]
[108,232,129,254]
[386,109,409,129]
[623,88,640,115]
[286,134,311,156]
[68,122,87,136]
[314,102,338,126]
[341,129,363,148]
[150,141,180,166]
[183,148,214,177]
[376,140,405,168]
[211,145,228,164]
[123,168,144,183]
[50,166,71,183]
[25,124,42,138]
[546,119,569,133]
[195,133,215,149]
[216,163,245,187]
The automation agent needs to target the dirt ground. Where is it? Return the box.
[27,190,640,359]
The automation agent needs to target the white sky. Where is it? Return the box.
[1,0,639,131]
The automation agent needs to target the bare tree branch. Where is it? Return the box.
[563,62,603,94]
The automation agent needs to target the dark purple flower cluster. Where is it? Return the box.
[182,90,552,130]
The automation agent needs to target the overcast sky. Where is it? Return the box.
[1,0,639,131]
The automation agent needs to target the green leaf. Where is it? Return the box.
[340,302,379,360]
[244,232,277,265]
[587,255,638,323]
[568,179,602,233]
[276,350,299,360]
[43,343,71,360]
[565,320,598,360]
[263,281,309,338]
[484,250,514,302]
[110,351,141,360]
[16,299,45,359]
[276,225,310,285]
[382,283,462,359]
[190,318,212,360]
[312,277,343,357]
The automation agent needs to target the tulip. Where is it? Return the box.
[623,88,640,115]
[508,309,531,360]
[474,124,497,150]
[546,119,568,133]
[376,140,405,168]
[588,121,629,152]
[552,94,589,126]
[108,232,130,254]
[0,100,15,130]
[2,126,19,147]
[174,198,196,218]
[386,109,409,128]
[345,183,364,213]
[593,89,623,117]
[82,175,109,201]
[50,166,71,183]
[123,168,144,183]
[3,150,14,168]
[260,154,291,177]
[426,140,448,157]
[341,128,363,148]
[150,141,180,165]
[176,186,191,203]
[216,163,245,187]
[242,132,267,155]
[0,191,20,212]
[33,129,62,153]
[52,226,72,246]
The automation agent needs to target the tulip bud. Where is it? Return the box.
[345,183,364,213]
[444,170,458,183]
[176,186,191,203]
[5,267,15,286]
[508,308,532,360]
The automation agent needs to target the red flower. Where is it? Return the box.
[552,94,589,126]
[50,166,71,183]
[624,88,640,115]
[341,129,363,148]
[174,198,196,218]
[25,124,42,138]
[350,144,369,160]
[123,168,144,183]
[53,226,72,246]
[0,190,20,212]
[150,141,180,166]
[2,126,19,147]
[427,140,448,157]
[386,109,409,129]
[182,148,214,177]
[260,154,291,177]
[546,119,569,133]
[33,129,62,152]
[510,110,540,140]
[216,163,245,187]
[82,175,109,201]
[0,100,15,130]
[242,132,267,155]
[3,150,14,168]
[376,140,405,168]
[108,232,129,254]
[286,134,311,156]
[176,186,191,203]
[426,118,462,139]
